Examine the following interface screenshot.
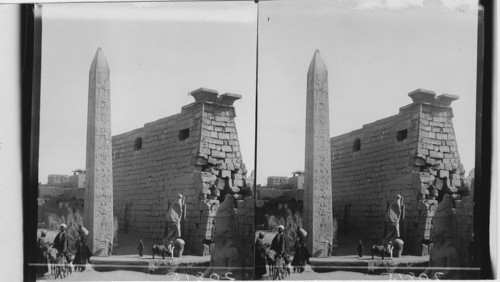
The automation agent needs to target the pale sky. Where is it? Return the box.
[39,2,257,183]
[257,0,479,184]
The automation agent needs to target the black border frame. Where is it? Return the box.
[474,0,494,279]
[21,4,41,281]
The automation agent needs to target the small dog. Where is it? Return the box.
[152,244,170,259]
[371,244,390,260]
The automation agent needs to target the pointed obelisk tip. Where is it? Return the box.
[308,49,327,73]
[91,47,109,69]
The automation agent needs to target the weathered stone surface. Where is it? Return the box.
[84,48,114,255]
[408,89,436,103]
[436,94,459,107]
[203,194,241,279]
[218,93,242,105]
[303,50,334,257]
[422,194,460,279]
[429,150,444,159]
[220,170,231,179]
[414,158,426,166]
[233,179,243,187]
[189,87,218,102]
[192,157,208,166]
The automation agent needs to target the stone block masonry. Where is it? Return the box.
[330,89,469,255]
[112,88,251,256]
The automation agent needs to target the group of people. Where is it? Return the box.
[254,225,312,279]
[36,223,92,277]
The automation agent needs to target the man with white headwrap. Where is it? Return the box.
[36,230,50,276]
[53,223,71,263]
[271,225,288,264]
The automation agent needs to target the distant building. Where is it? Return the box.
[257,171,304,200]
[47,174,69,186]
[288,171,304,190]
[256,187,286,200]
[69,169,86,188]
[267,176,289,189]
[39,169,86,227]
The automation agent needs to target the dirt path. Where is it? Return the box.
[37,269,201,281]
[37,265,389,281]
[259,265,388,280]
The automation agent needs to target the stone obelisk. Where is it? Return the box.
[303,50,334,257]
[84,48,114,255]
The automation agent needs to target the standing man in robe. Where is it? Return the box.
[36,230,50,277]
[254,232,267,279]
[53,223,71,263]
[271,225,288,264]
[291,227,311,273]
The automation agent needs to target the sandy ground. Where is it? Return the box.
[259,265,388,280]
[37,267,387,281]
[36,265,391,281]
[37,267,203,281]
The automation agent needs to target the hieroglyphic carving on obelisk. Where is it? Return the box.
[303,50,334,257]
[84,48,114,254]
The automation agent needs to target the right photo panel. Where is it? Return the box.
[255,0,481,279]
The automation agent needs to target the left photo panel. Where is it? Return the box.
[34,2,256,280]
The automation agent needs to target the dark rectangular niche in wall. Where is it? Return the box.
[178,128,190,141]
[396,129,408,142]
[134,137,143,150]
[353,138,361,152]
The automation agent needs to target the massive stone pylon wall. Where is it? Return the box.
[112,88,252,256]
[330,89,469,255]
